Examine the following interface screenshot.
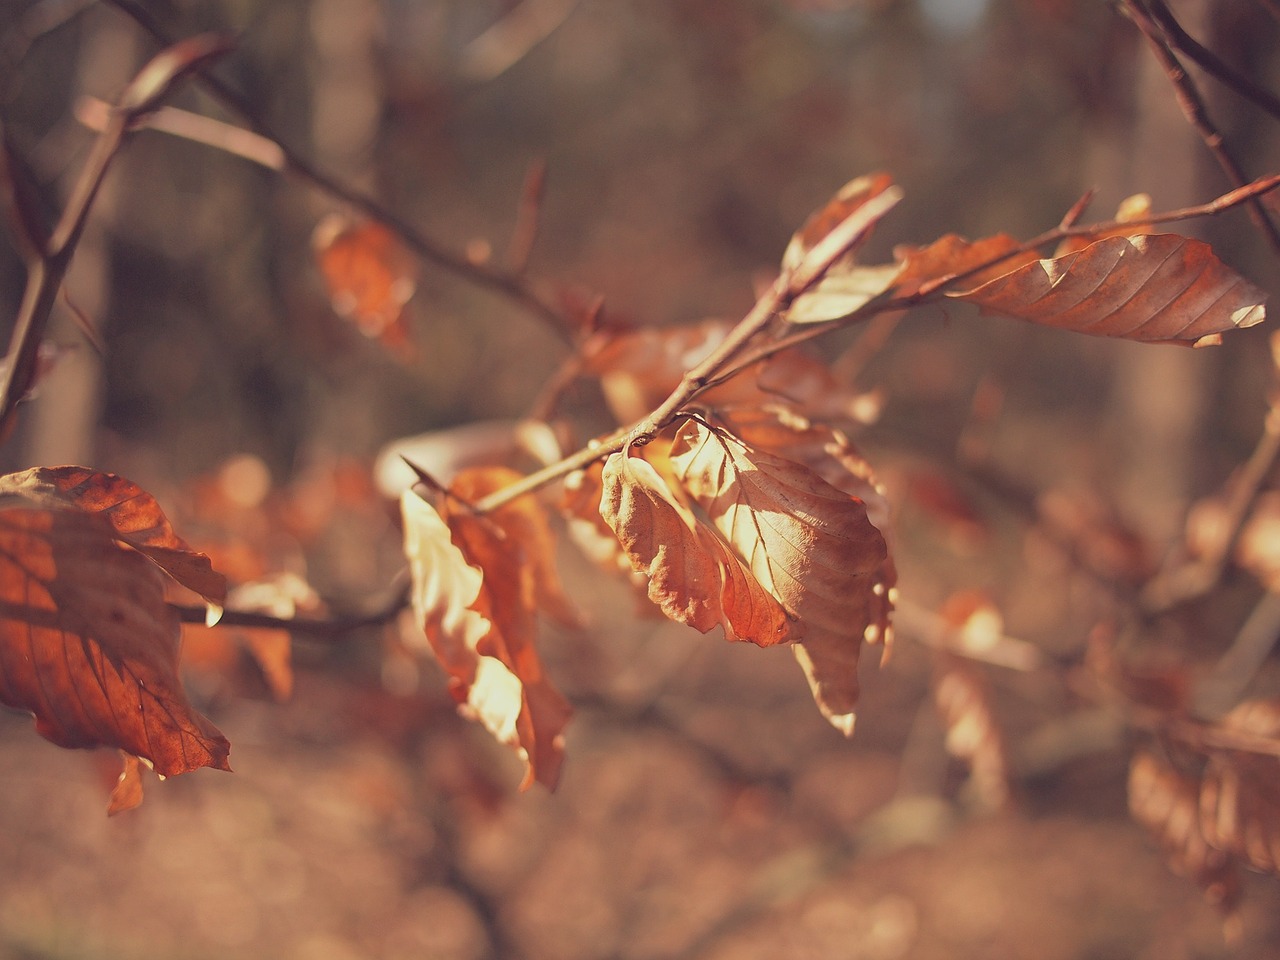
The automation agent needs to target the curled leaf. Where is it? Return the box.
[782,172,896,273]
[1129,749,1241,912]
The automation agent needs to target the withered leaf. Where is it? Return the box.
[1129,749,1241,911]
[893,233,1038,297]
[400,471,571,790]
[950,234,1265,345]
[933,654,1011,812]
[1200,699,1280,875]
[668,419,893,733]
[783,264,902,325]
[0,466,226,604]
[0,502,231,779]
[782,172,896,274]
[313,214,417,353]
[599,446,790,644]
[108,753,145,816]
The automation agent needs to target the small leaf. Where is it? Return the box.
[119,33,236,118]
[782,172,896,274]
[950,234,1265,345]
[108,753,145,816]
[313,214,418,353]
[400,472,572,791]
[933,654,1011,812]
[783,263,902,325]
[893,233,1038,297]
[1200,700,1280,875]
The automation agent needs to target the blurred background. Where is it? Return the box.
[2,1,1280,957]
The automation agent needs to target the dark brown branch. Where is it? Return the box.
[1121,0,1280,257]
[99,0,573,342]
[172,580,411,639]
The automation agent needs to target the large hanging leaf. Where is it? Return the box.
[0,481,231,780]
[667,419,893,733]
[599,446,791,644]
[949,233,1265,345]
[400,468,572,790]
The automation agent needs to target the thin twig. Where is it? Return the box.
[1122,0,1280,257]
[99,0,574,342]
[172,579,410,638]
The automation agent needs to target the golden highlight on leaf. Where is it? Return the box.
[599,446,791,644]
[400,470,572,791]
[668,418,893,732]
[950,234,1266,344]
[782,172,896,273]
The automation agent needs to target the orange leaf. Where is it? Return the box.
[312,214,417,352]
[108,753,145,816]
[782,172,896,273]
[950,234,1265,345]
[668,419,893,733]
[599,446,791,644]
[0,504,231,779]
[400,474,571,790]
[933,654,1011,812]
[0,466,226,604]
[1200,700,1280,875]
[1129,749,1241,912]
[893,233,1038,297]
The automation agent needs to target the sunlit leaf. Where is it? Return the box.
[400,470,572,790]
[599,445,791,643]
[782,172,896,273]
[950,234,1265,345]
[1129,749,1241,912]
[668,418,893,733]
[783,263,902,325]
[893,233,1037,297]
[933,653,1011,812]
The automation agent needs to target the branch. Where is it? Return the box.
[1121,0,1280,258]
[172,579,410,639]
[99,0,574,341]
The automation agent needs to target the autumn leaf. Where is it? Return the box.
[313,214,418,353]
[0,466,226,604]
[893,233,1038,297]
[668,418,893,733]
[400,469,572,790]
[0,486,231,780]
[949,234,1265,345]
[1129,749,1241,912]
[933,653,1011,812]
[1054,193,1154,257]
[783,264,902,325]
[782,172,896,273]
[599,445,791,643]
[1200,700,1280,875]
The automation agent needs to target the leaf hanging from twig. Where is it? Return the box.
[950,234,1265,345]
[668,418,893,733]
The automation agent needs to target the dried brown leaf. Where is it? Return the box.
[668,419,893,733]
[783,263,902,325]
[0,505,231,779]
[893,233,1038,297]
[107,753,145,817]
[1201,700,1280,875]
[1129,749,1241,911]
[782,172,896,273]
[0,466,226,604]
[933,654,1011,812]
[950,234,1265,345]
[313,215,417,354]
[600,446,791,644]
[400,471,572,790]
